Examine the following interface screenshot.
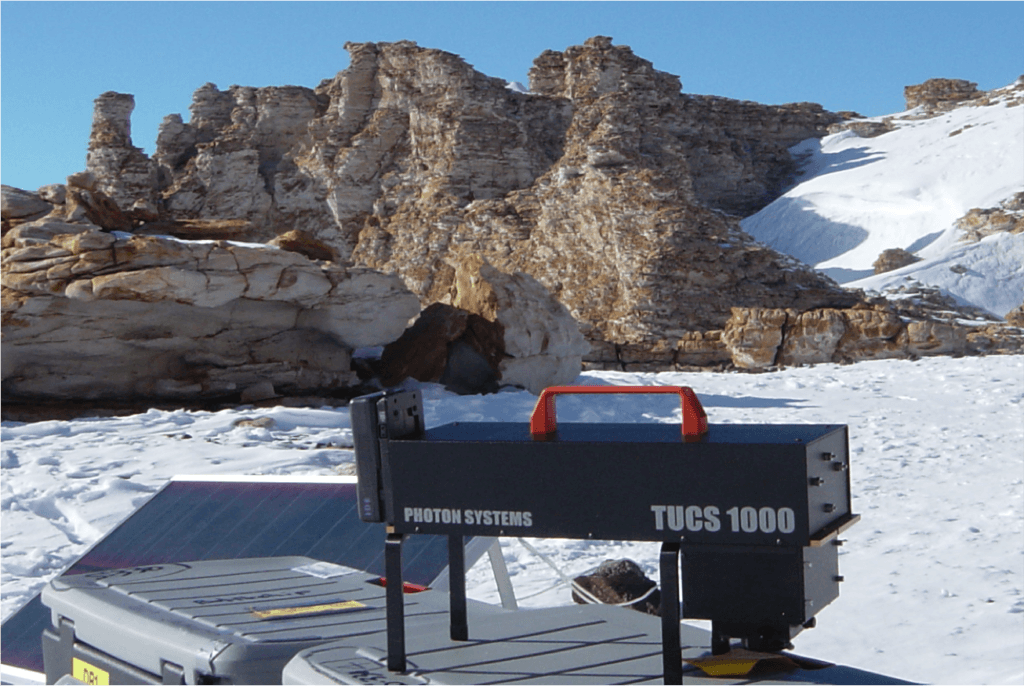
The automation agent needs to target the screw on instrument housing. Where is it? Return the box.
[809,477,824,486]
[833,461,848,471]
[823,503,836,513]
[821,452,836,461]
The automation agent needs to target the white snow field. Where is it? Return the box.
[2,356,1022,684]
[742,80,1024,317]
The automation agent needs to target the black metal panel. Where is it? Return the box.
[682,547,809,625]
[384,426,848,545]
[423,421,845,445]
[352,394,385,522]
[804,427,852,538]
[681,543,842,649]
[803,542,842,618]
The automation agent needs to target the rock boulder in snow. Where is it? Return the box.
[721,308,788,369]
[873,248,921,275]
[715,300,1019,370]
[572,559,661,617]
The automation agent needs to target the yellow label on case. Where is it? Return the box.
[73,657,110,685]
[251,599,366,619]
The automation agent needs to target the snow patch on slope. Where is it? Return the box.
[742,81,1024,316]
[850,231,1024,316]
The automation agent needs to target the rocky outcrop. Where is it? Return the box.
[1,221,419,402]
[721,309,788,368]
[718,290,1022,370]
[956,192,1024,242]
[86,92,159,216]
[75,37,850,369]
[5,173,135,233]
[904,79,983,111]
[1006,303,1024,327]
[449,255,588,393]
[873,247,921,274]
[827,118,896,138]
[378,303,505,394]
[722,306,905,369]
[2,186,52,229]
[378,256,588,394]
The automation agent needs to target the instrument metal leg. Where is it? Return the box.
[711,623,732,655]
[448,534,468,641]
[660,541,683,685]
[385,532,406,673]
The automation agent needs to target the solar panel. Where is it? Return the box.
[0,475,486,677]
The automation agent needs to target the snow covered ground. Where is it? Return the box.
[742,80,1024,317]
[3,356,1022,684]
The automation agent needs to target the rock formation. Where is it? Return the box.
[904,79,983,111]
[2,186,53,228]
[68,37,854,373]
[718,284,1022,370]
[86,92,160,217]
[956,192,1024,243]
[5,37,1021,409]
[827,118,896,138]
[1005,303,1024,327]
[2,217,419,403]
[377,255,588,394]
[873,247,921,274]
[378,303,506,394]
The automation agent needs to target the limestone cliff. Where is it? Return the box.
[9,37,1014,394]
[80,36,854,370]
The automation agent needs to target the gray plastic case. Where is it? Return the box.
[282,604,715,685]
[281,604,910,686]
[41,556,495,685]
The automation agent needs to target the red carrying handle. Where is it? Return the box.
[530,386,708,440]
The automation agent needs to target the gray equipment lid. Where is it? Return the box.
[42,556,502,684]
[282,603,916,685]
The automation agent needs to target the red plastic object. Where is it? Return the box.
[375,577,430,593]
[529,386,708,440]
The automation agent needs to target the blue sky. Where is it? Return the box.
[3,1,1022,192]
